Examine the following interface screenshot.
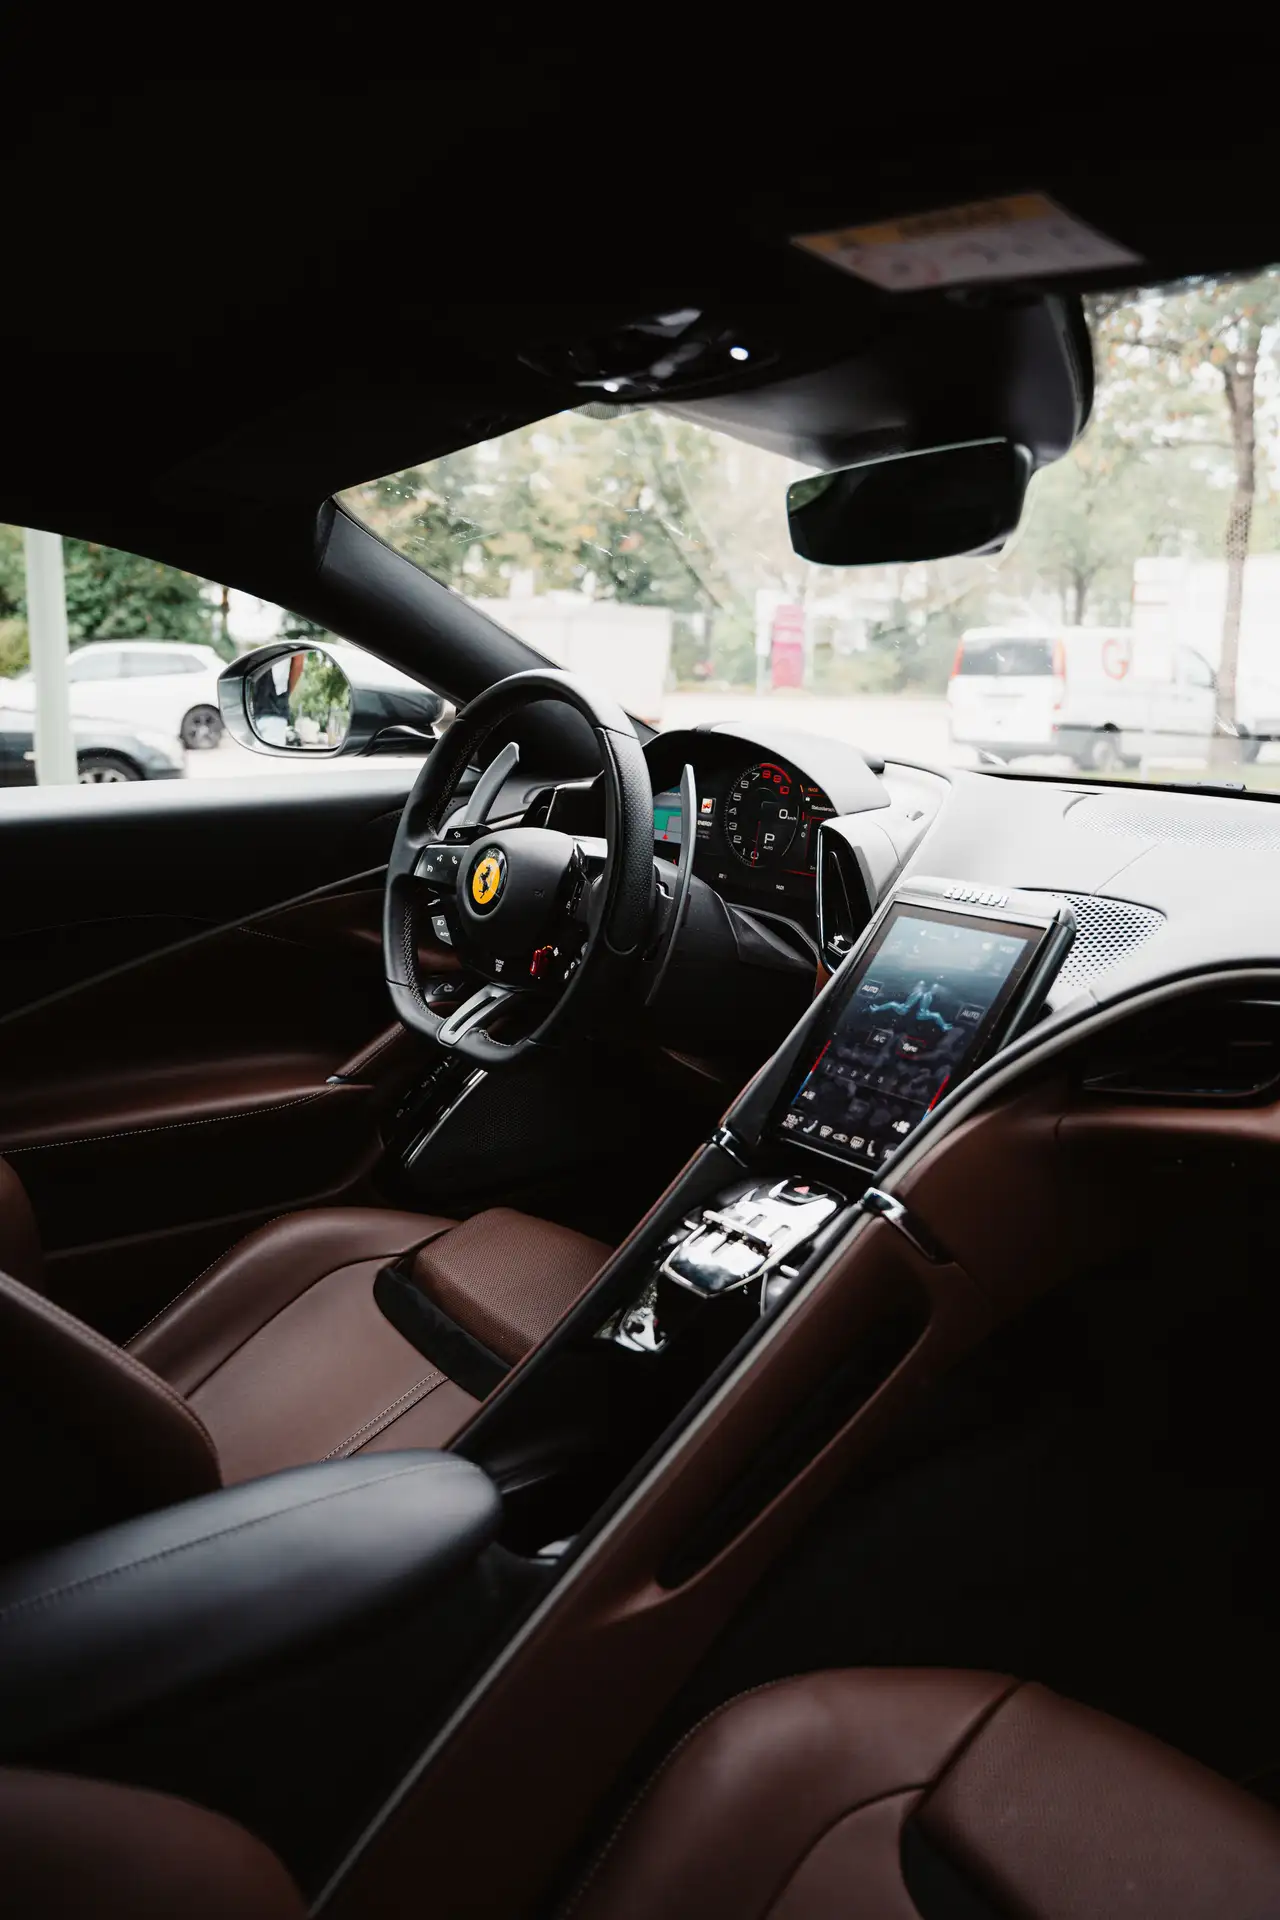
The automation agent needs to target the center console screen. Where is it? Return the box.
[777,901,1050,1171]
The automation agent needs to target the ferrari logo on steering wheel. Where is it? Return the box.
[469,847,506,910]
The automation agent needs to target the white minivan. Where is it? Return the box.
[947,625,1280,770]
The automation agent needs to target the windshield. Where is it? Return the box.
[340,271,1280,791]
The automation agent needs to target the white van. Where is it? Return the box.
[946,625,1280,770]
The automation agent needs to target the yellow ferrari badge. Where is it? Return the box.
[470,851,504,908]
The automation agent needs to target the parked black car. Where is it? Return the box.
[0,703,186,783]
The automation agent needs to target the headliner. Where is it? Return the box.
[3,34,1277,606]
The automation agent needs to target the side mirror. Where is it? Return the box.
[218,644,445,758]
[787,438,1033,566]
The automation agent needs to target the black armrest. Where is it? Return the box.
[0,1451,499,1755]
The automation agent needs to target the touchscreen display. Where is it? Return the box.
[778,903,1042,1169]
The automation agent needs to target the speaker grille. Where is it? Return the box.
[1028,891,1165,991]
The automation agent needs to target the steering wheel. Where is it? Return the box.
[383,669,655,1066]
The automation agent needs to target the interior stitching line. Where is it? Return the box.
[324,1372,446,1459]
[126,1213,292,1343]
[2,1089,336,1156]
[3,1277,220,1468]
[559,1677,799,1917]
[0,1458,454,1625]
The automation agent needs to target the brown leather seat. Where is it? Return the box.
[13,1674,1271,1917]
[570,1669,1280,1918]
[0,1155,609,1555]
[0,1767,306,1918]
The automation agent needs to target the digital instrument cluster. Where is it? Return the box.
[653,756,835,903]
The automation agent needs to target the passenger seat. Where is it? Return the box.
[568,1669,1280,1918]
[6,1671,1278,1916]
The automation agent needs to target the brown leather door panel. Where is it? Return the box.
[0,773,419,1020]
[0,882,455,1336]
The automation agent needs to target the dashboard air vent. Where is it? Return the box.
[817,833,874,972]
[1083,999,1280,1102]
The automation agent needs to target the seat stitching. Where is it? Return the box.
[1,1089,336,1156]
[758,1786,942,1919]
[5,1279,220,1473]
[559,1678,802,1918]
[126,1213,292,1343]
[560,1676,1022,1919]
[134,1222,457,1379]
[322,1372,446,1459]
[915,1676,1025,1805]
[0,1457,452,1626]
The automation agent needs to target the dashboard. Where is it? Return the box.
[543,722,895,927]
[528,715,1280,1029]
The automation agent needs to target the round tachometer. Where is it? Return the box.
[723,761,800,870]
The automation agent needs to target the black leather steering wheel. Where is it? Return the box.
[383,669,654,1066]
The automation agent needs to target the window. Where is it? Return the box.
[67,650,123,682]
[1180,648,1216,690]
[0,527,436,796]
[122,650,203,677]
[341,266,1280,790]
[955,638,1055,678]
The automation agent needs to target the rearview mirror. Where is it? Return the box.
[219,643,445,758]
[787,438,1033,566]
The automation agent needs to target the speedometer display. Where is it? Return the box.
[723,762,802,870]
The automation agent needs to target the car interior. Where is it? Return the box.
[3,44,1280,1917]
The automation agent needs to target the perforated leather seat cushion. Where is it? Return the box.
[411,1206,611,1365]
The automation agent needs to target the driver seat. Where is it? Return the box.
[0,1155,609,1559]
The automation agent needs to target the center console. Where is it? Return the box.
[598,1174,845,1356]
[459,877,1074,1550]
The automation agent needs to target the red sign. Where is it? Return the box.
[771,603,805,690]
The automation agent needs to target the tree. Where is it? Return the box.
[279,607,334,647]
[1105,273,1280,767]
[0,523,221,673]
[345,410,731,617]
[344,410,842,688]
[1007,295,1227,627]
[61,541,214,649]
